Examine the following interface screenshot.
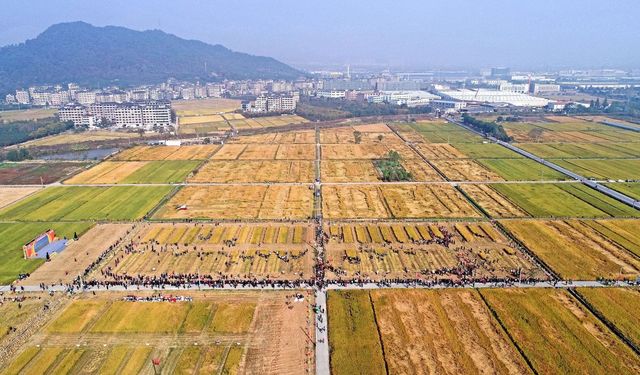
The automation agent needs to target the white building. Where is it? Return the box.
[367,91,440,107]
[244,92,299,113]
[60,101,171,130]
[532,83,561,94]
[316,90,346,99]
[76,91,96,105]
[498,83,530,94]
[431,100,467,113]
[437,89,549,107]
[15,90,30,104]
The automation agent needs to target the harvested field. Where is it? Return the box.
[320,128,403,144]
[321,143,417,160]
[172,98,241,115]
[229,115,308,129]
[20,224,133,285]
[414,143,466,159]
[480,288,640,374]
[2,291,314,375]
[154,185,313,220]
[322,184,481,219]
[0,186,41,208]
[113,145,217,161]
[352,123,392,132]
[191,160,314,183]
[275,144,316,160]
[476,159,568,181]
[400,159,442,181]
[460,184,528,218]
[321,161,380,182]
[324,222,542,281]
[577,287,640,349]
[0,222,93,283]
[238,144,279,159]
[231,131,315,144]
[210,143,247,159]
[502,219,640,279]
[491,183,640,218]
[178,114,225,125]
[178,121,229,134]
[0,162,90,184]
[213,144,314,160]
[93,223,314,282]
[576,115,640,128]
[0,186,172,221]
[431,159,503,181]
[585,219,640,257]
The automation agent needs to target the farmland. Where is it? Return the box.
[480,288,640,374]
[0,186,41,208]
[19,130,146,147]
[459,184,529,218]
[328,289,531,375]
[324,221,543,281]
[450,143,523,159]
[154,185,313,220]
[228,114,308,129]
[0,108,58,122]
[322,184,481,219]
[431,159,503,181]
[476,158,568,181]
[191,160,314,183]
[65,160,199,184]
[577,288,640,348]
[402,121,485,143]
[113,145,218,161]
[0,161,89,184]
[489,183,640,218]
[171,98,241,115]
[2,291,314,375]
[518,142,640,159]
[321,143,417,160]
[0,185,172,221]
[0,222,93,283]
[501,120,640,143]
[230,130,315,144]
[501,220,640,279]
[552,159,640,180]
[91,223,315,282]
[211,143,315,160]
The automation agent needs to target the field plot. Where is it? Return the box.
[409,121,485,143]
[0,222,93,283]
[480,288,640,374]
[502,120,640,143]
[577,288,640,349]
[20,224,132,285]
[582,219,640,257]
[19,130,145,147]
[476,159,568,181]
[0,162,89,184]
[553,159,640,180]
[0,186,172,221]
[324,221,542,281]
[179,114,225,125]
[93,223,314,282]
[0,108,57,122]
[518,142,640,159]
[450,143,523,159]
[321,160,440,182]
[0,187,41,208]
[229,115,308,129]
[154,185,313,220]
[231,130,315,144]
[172,98,241,115]
[502,219,640,279]
[322,184,481,219]
[178,121,229,134]
[490,183,640,218]
[608,183,640,200]
[65,160,199,184]
[328,289,530,375]
[0,294,54,342]
[3,291,314,375]
[113,145,217,161]
[576,115,640,129]
[191,160,314,183]
[320,129,403,145]
[431,159,503,181]
[459,184,528,218]
[414,143,466,159]
[321,143,417,160]
[275,144,315,160]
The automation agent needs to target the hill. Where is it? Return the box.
[0,22,304,94]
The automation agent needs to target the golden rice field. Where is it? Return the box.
[191,160,315,183]
[322,184,481,219]
[20,130,146,147]
[328,289,531,375]
[210,143,315,160]
[324,222,542,281]
[414,143,467,159]
[154,185,314,220]
[501,219,640,280]
[321,143,418,160]
[229,131,315,144]
[113,145,218,161]
[459,184,529,218]
[320,160,441,182]
[92,223,315,281]
[431,159,504,181]
[480,288,640,374]
[2,291,314,375]
[228,115,308,129]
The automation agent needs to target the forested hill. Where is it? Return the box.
[0,22,304,94]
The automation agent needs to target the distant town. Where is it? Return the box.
[3,66,639,132]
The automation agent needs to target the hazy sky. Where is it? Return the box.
[1,0,639,70]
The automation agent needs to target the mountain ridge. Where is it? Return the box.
[0,21,304,94]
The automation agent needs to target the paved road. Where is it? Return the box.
[315,288,330,375]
